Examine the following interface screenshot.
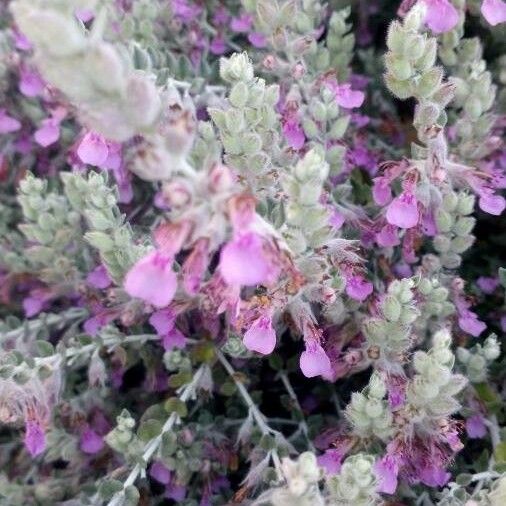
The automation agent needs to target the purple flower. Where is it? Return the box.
[300,343,332,378]
[24,420,46,457]
[419,464,451,487]
[317,449,344,475]
[19,68,45,97]
[150,461,171,484]
[466,414,487,439]
[162,327,187,350]
[376,223,400,247]
[282,119,305,150]
[0,110,21,134]
[210,36,227,55]
[80,428,104,454]
[243,313,276,355]
[124,251,178,308]
[478,192,505,215]
[372,178,392,205]
[149,308,176,335]
[230,14,253,33]
[77,132,109,166]
[476,276,499,294]
[345,275,373,302]
[86,265,112,290]
[333,83,365,109]
[458,310,486,337]
[248,32,267,48]
[374,454,399,494]
[386,191,419,229]
[422,0,459,34]
[219,232,279,287]
[481,0,506,26]
[34,119,60,147]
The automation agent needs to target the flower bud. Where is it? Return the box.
[229,81,249,108]
[220,52,254,82]
[382,295,402,322]
[456,193,475,215]
[369,373,387,399]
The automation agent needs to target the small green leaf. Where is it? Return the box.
[168,371,193,388]
[35,340,55,357]
[137,419,163,442]
[164,397,188,418]
[98,479,123,500]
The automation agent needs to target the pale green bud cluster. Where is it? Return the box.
[270,452,323,506]
[385,3,455,145]
[407,329,467,418]
[17,174,84,285]
[105,409,142,457]
[363,278,420,356]
[163,349,192,372]
[0,201,32,274]
[11,0,162,142]
[326,453,379,506]
[281,149,332,254]
[415,276,454,329]
[324,8,355,82]
[61,171,146,283]
[210,52,280,193]
[457,335,501,383]
[447,38,498,160]
[433,191,476,269]
[302,85,350,176]
[346,372,394,441]
[385,5,442,101]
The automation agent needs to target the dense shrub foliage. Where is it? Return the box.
[0,1,505,504]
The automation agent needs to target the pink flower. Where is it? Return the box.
[476,276,499,294]
[374,454,400,494]
[386,192,419,229]
[300,343,332,378]
[243,314,277,355]
[481,0,506,26]
[376,224,400,247]
[372,178,392,205]
[330,210,345,230]
[419,465,451,487]
[86,265,112,290]
[317,449,344,475]
[210,36,227,55]
[345,275,373,302]
[458,310,486,337]
[124,251,177,308]
[466,414,487,439]
[0,110,21,134]
[150,461,172,484]
[80,428,104,454]
[182,239,209,295]
[230,14,253,32]
[34,119,60,147]
[24,420,46,457]
[248,32,267,48]
[219,232,279,287]
[19,68,45,97]
[422,0,459,34]
[162,328,187,350]
[334,83,365,109]
[77,132,109,166]
[149,308,176,335]
[478,192,505,215]
[75,8,95,23]
[282,119,305,150]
